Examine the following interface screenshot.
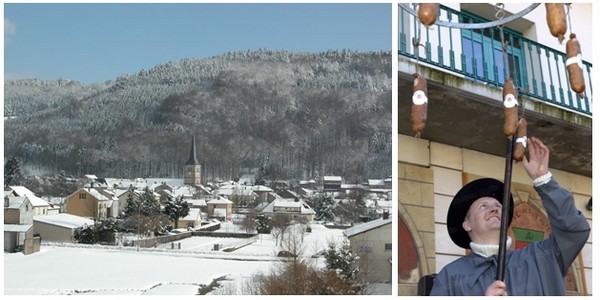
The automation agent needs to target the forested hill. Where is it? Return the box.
[4,49,392,183]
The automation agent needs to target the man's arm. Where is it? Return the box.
[523,137,590,275]
[536,178,590,275]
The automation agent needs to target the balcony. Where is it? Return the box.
[398,4,592,177]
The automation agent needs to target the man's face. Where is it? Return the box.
[462,197,503,244]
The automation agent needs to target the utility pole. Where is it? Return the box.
[137,202,140,252]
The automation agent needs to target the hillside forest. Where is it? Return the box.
[4,49,392,185]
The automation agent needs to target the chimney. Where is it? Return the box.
[382,209,389,220]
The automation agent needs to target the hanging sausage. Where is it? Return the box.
[545,3,567,44]
[503,77,519,137]
[418,3,439,27]
[566,33,586,97]
[513,117,528,161]
[411,73,428,138]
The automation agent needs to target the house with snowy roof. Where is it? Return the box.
[206,197,233,221]
[299,179,317,190]
[215,183,256,205]
[33,213,95,243]
[7,186,51,216]
[259,198,315,223]
[4,196,35,224]
[65,187,118,219]
[176,208,203,229]
[343,214,392,283]
[185,199,207,211]
[323,176,342,192]
[5,222,41,254]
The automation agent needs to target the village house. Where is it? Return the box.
[323,176,342,193]
[206,196,233,221]
[33,213,95,243]
[259,198,316,223]
[4,223,40,254]
[215,183,256,206]
[4,196,34,225]
[7,186,51,216]
[176,208,203,229]
[299,179,317,190]
[343,213,392,284]
[65,187,117,219]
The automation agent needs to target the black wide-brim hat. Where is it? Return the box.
[447,178,514,249]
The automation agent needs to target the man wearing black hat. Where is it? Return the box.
[429,137,590,296]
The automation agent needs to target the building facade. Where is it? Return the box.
[398,3,592,296]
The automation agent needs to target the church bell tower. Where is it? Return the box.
[184,134,202,186]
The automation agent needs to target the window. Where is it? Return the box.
[360,243,373,253]
[461,12,526,87]
[79,193,86,200]
[385,243,392,251]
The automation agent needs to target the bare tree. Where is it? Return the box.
[241,210,257,233]
[270,214,291,246]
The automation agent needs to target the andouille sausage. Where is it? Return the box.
[513,117,527,162]
[418,3,439,27]
[503,77,519,137]
[545,3,567,44]
[411,73,428,137]
[566,33,586,97]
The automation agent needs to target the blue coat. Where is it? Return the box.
[430,178,590,295]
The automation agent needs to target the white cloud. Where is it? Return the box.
[5,18,16,36]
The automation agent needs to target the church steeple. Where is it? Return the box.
[184,134,201,186]
[186,134,200,165]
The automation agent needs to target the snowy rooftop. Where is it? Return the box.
[368,179,385,186]
[323,176,342,182]
[185,199,207,207]
[4,224,33,233]
[9,186,50,207]
[182,208,201,221]
[299,179,316,184]
[87,188,109,201]
[251,185,273,192]
[260,198,315,215]
[216,184,255,196]
[207,197,233,204]
[34,214,95,229]
[343,218,392,238]
[9,185,38,198]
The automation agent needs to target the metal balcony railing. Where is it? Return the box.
[399,4,593,116]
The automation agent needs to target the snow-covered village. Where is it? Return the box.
[4,3,393,295]
[4,136,393,295]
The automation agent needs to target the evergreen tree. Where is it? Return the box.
[255,215,272,234]
[74,224,96,244]
[324,240,360,291]
[122,189,139,217]
[4,157,25,188]
[314,196,336,221]
[163,195,190,229]
[139,187,160,216]
[74,219,118,244]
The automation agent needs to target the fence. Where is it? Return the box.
[399,4,592,116]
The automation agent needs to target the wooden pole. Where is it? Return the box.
[496,134,516,281]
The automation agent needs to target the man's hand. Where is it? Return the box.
[522,137,550,180]
[485,280,508,296]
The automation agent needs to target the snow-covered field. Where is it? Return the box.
[4,222,348,295]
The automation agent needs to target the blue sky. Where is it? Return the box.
[4,3,392,84]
